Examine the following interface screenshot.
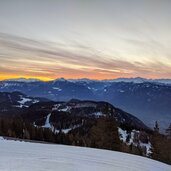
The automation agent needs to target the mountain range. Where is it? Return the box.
[0,77,171,131]
[0,91,148,131]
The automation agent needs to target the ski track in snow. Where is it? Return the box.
[42,113,51,128]
[0,138,170,171]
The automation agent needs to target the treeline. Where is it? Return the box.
[150,132,171,164]
[0,116,145,155]
[0,116,121,150]
[67,117,121,151]
[0,117,65,143]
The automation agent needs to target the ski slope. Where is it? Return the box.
[0,138,170,171]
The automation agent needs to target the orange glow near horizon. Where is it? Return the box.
[0,71,124,81]
[0,73,167,82]
[0,75,117,81]
[0,74,53,82]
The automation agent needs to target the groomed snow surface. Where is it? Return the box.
[0,138,170,171]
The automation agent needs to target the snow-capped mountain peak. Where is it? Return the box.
[4,78,42,83]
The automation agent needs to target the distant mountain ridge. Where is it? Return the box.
[3,77,171,85]
[4,78,42,83]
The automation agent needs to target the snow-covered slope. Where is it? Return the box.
[0,138,170,171]
[0,92,48,117]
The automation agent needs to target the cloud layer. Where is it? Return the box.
[0,32,171,80]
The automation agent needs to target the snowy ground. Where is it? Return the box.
[0,138,170,171]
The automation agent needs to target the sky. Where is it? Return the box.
[0,0,171,81]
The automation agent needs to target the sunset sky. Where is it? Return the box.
[0,0,171,81]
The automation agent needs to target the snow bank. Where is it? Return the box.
[0,138,170,171]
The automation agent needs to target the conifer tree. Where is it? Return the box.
[165,123,171,139]
[154,121,159,133]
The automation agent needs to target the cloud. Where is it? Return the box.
[0,32,171,80]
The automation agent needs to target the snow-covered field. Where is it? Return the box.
[0,138,170,171]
